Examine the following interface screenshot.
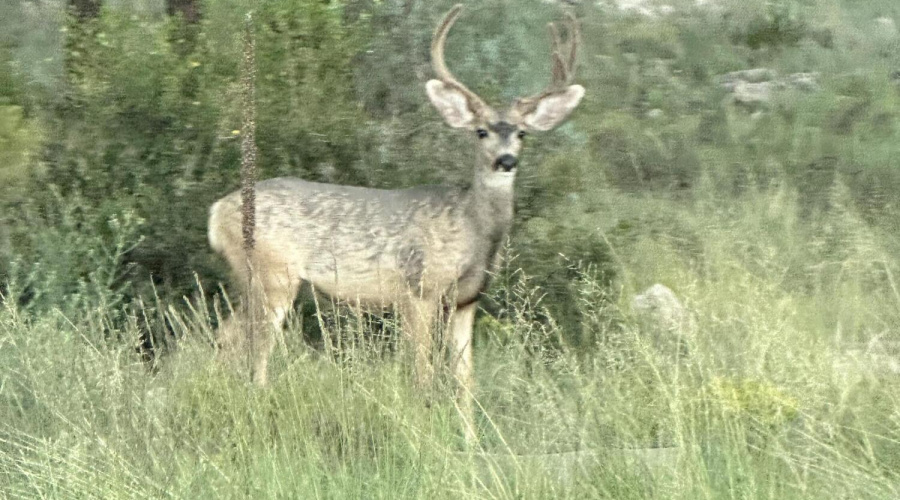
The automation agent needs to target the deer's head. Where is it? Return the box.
[426,5,584,186]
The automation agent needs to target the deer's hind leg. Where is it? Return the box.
[250,267,302,386]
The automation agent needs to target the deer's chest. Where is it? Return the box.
[452,227,507,307]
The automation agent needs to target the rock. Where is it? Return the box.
[834,340,900,377]
[603,0,679,17]
[633,284,690,330]
[633,284,694,356]
[718,69,820,108]
[875,17,898,37]
[786,72,820,92]
[605,0,660,18]
[732,80,780,107]
[658,4,675,16]
[718,68,778,89]
[647,108,665,119]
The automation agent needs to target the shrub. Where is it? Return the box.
[17,1,368,304]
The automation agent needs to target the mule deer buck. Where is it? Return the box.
[208,4,584,439]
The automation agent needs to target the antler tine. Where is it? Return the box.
[513,12,581,115]
[547,13,580,88]
[548,22,568,87]
[565,12,580,82]
[431,4,488,113]
[549,22,563,56]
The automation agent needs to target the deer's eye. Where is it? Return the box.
[476,129,489,139]
[517,130,527,139]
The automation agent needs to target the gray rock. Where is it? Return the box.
[718,68,778,90]
[875,17,898,38]
[718,69,820,108]
[732,80,781,107]
[633,284,694,357]
[834,340,900,377]
[786,72,821,92]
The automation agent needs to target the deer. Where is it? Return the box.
[208,4,584,441]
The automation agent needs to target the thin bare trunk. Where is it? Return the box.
[241,13,257,257]
[402,0,415,17]
[240,12,261,382]
[65,0,101,95]
[166,0,201,24]
[68,0,101,20]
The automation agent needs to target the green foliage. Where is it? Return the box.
[736,0,809,50]
[589,112,700,191]
[13,1,369,303]
[0,104,40,196]
[615,19,682,60]
[2,4,900,495]
[5,190,144,323]
[0,48,40,283]
[2,0,899,345]
[709,376,800,430]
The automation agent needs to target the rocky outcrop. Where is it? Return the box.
[718,69,820,107]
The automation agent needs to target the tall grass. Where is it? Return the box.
[2,185,899,499]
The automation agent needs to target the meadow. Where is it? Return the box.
[2,0,900,497]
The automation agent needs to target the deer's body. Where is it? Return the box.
[210,5,583,442]
[209,176,513,308]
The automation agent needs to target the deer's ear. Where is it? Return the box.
[522,84,585,131]
[426,80,477,129]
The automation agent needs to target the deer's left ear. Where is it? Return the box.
[521,85,585,131]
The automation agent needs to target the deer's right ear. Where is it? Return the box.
[426,80,476,128]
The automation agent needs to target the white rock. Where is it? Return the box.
[634,284,687,325]
[658,4,676,16]
[718,68,777,88]
[875,16,897,36]
[786,72,820,92]
[732,80,781,106]
[608,0,658,17]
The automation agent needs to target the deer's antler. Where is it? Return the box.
[514,12,580,115]
[432,5,489,117]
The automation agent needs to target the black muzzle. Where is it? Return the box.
[493,154,518,172]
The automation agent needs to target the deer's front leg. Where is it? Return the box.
[448,302,477,442]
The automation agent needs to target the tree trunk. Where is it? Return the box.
[68,0,101,20]
[402,0,415,17]
[65,0,101,95]
[166,0,201,24]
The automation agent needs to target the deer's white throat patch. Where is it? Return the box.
[483,171,517,190]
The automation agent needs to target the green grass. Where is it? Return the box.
[2,188,899,499]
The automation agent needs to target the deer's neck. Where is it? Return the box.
[464,168,515,240]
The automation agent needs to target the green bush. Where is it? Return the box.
[13,1,369,305]
[3,0,900,350]
[0,48,41,285]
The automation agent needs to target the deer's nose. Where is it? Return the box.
[494,154,518,172]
